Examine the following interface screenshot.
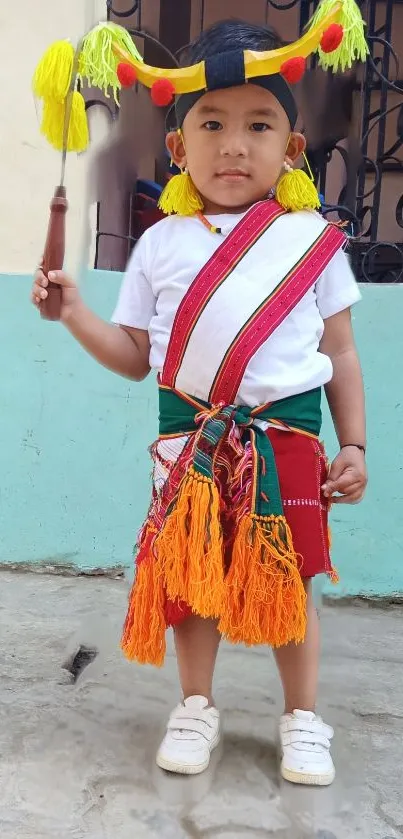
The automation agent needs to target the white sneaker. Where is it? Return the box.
[279,709,335,786]
[156,695,221,775]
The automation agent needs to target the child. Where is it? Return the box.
[32,17,367,786]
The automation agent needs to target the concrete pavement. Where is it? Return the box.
[1,570,402,839]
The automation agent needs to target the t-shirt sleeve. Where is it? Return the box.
[315,246,361,320]
[111,236,156,330]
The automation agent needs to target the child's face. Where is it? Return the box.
[167,84,305,214]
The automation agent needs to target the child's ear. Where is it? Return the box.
[166,130,186,170]
[285,132,306,165]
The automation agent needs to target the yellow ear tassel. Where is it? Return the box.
[158,169,204,216]
[276,160,321,213]
[41,91,89,153]
[33,40,75,101]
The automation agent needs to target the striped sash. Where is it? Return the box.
[161,199,346,404]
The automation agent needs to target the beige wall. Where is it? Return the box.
[0,0,106,275]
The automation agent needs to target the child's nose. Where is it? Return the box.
[220,129,248,157]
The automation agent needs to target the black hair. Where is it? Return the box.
[168,20,295,132]
[179,20,284,67]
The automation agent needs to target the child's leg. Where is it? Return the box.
[174,614,221,705]
[156,615,221,775]
[273,579,319,713]
[275,579,335,786]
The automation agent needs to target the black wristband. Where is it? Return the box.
[341,444,366,455]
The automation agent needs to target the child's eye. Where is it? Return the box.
[203,120,222,131]
[251,122,270,132]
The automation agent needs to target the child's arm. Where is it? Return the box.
[32,268,150,381]
[319,308,367,504]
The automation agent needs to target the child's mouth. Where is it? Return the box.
[216,170,250,183]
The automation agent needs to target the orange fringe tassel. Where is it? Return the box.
[154,468,225,617]
[218,514,307,648]
[121,550,166,666]
[329,565,340,584]
[327,525,339,583]
[121,478,310,664]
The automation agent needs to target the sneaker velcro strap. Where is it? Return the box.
[281,730,331,749]
[281,719,333,739]
[168,715,213,739]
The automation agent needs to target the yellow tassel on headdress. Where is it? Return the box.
[33,40,74,102]
[276,164,321,213]
[309,0,368,72]
[158,170,204,216]
[41,91,89,153]
[79,22,143,101]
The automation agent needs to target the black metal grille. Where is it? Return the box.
[106,0,141,24]
[91,0,403,282]
[354,0,403,281]
[263,0,403,282]
[86,1,143,270]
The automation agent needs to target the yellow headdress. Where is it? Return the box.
[111,0,367,99]
[32,0,368,212]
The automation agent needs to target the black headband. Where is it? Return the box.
[173,50,298,130]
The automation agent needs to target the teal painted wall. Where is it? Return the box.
[1,272,402,597]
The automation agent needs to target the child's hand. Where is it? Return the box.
[322,446,367,504]
[31,267,81,324]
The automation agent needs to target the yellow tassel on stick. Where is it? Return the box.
[33,40,74,102]
[309,0,368,72]
[276,166,321,213]
[158,171,204,216]
[41,91,89,153]
[79,22,143,101]
[68,91,89,152]
[154,468,225,617]
[218,514,307,648]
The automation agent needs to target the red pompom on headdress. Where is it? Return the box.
[320,23,344,54]
[280,57,306,85]
[151,78,175,106]
[117,62,138,88]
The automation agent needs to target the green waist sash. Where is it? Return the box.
[159,386,322,518]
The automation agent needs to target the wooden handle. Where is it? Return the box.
[40,185,68,321]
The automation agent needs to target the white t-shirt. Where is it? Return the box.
[112,210,361,406]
